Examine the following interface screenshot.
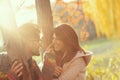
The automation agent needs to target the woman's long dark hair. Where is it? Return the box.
[54,24,86,66]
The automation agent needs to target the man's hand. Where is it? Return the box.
[10,60,23,77]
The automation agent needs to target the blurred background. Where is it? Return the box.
[0,0,120,80]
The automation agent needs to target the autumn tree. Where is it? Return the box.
[83,0,120,38]
[52,0,97,41]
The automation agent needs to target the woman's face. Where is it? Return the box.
[53,34,65,52]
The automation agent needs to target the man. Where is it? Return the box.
[17,23,43,80]
[0,23,43,80]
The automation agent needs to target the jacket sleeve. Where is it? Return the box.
[0,71,17,80]
[53,57,86,80]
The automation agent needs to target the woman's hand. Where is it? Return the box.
[10,60,23,77]
[53,66,63,77]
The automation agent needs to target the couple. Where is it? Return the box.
[0,23,92,80]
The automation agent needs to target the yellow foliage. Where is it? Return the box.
[87,51,120,80]
[83,0,120,38]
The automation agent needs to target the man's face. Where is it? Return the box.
[29,39,41,56]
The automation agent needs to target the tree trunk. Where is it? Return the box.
[35,1,54,80]
[35,0,54,51]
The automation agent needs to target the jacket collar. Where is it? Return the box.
[73,51,92,66]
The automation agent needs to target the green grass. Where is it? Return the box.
[83,38,120,80]
[80,38,120,54]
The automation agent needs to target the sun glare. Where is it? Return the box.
[10,0,37,27]
[0,0,17,30]
[63,0,75,3]
[0,0,75,29]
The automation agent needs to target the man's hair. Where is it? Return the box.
[18,23,40,40]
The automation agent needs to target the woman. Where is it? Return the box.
[43,24,92,80]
